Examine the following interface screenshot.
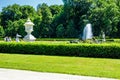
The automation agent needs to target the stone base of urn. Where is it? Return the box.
[23,34,36,41]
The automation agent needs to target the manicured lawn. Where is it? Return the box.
[0,53,120,79]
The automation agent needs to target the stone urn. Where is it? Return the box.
[23,18,36,41]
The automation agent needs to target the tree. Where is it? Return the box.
[33,16,42,38]
[56,24,65,38]
[89,0,120,37]
[49,5,63,17]
[0,26,5,37]
[0,12,1,25]
[17,19,26,37]
[20,5,36,19]
[37,3,53,37]
[115,0,120,37]
[1,4,22,28]
[62,0,92,37]
[1,4,37,37]
[4,19,26,37]
[65,20,78,37]
[5,20,19,37]
[49,5,63,37]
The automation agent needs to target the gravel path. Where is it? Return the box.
[0,68,117,80]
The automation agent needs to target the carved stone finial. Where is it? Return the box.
[27,18,31,22]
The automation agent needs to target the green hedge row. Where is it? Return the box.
[36,38,77,41]
[0,42,120,58]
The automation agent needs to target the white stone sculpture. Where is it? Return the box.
[23,18,36,41]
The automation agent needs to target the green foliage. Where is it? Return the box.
[0,1,120,38]
[5,19,25,37]
[0,12,1,24]
[49,5,63,17]
[21,5,36,19]
[0,42,120,58]
[36,38,77,41]
[37,3,53,38]
[89,0,120,37]
[32,16,42,38]
[0,26,5,37]
[62,0,120,38]
[1,4,22,28]
[66,20,78,37]
[62,0,93,37]
[1,4,37,37]
[56,24,65,38]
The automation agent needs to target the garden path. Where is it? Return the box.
[0,68,117,80]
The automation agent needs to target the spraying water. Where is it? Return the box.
[82,23,93,40]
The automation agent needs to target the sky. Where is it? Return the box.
[0,0,63,11]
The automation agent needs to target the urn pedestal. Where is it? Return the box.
[23,18,36,41]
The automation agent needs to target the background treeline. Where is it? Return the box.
[0,0,120,38]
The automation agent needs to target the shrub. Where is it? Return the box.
[0,42,120,58]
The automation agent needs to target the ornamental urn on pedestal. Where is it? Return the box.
[23,18,36,41]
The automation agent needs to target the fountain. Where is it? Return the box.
[23,18,36,41]
[82,23,93,41]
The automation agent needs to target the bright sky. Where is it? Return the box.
[0,0,63,11]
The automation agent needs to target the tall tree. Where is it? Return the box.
[115,0,120,37]
[5,20,24,37]
[1,4,37,37]
[89,0,120,37]
[33,16,42,38]
[37,3,53,37]
[0,12,1,25]
[49,5,63,37]
[62,0,92,37]
[49,5,63,17]
[65,20,78,37]
[56,24,65,38]
[20,5,36,19]
[1,4,22,28]
[0,26,5,37]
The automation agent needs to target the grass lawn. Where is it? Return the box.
[0,53,120,79]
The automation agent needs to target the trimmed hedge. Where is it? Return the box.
[0,42,120,58]
[36,38,77,41]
